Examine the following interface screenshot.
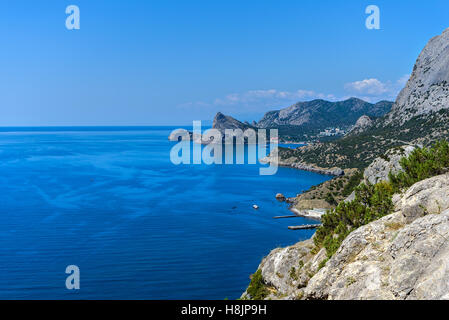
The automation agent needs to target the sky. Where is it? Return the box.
[0,0,448,126]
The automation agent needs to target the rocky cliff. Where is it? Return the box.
[347,115,373,135]
[305,174,449,300]
[242,151,449,300]
[362,145,416,185]
[386,28,449,125]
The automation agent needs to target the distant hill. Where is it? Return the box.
[255,98,393,130]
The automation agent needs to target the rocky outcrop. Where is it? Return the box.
[244,173,449,300]
[241,240,328,300]
[348,115,373,135]
[257,98,392,129]
[363,145,416,185]
[386,28,449,124]
[276,193,286,202]
[305,174,449,300]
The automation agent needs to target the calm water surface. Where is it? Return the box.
[0,127,330,299]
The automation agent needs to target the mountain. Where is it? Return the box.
[256,98,393,129]
[273,28,449,170]
[212,112,254,134]
[386,28,449,124]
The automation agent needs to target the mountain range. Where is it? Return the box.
[255,98,392,129]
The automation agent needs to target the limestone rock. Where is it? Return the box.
[243,174,449,300]
[241,239,327,300]
[387,28,449,124]
[304,174,449,300]
[348,115,373,135]
[363,145,415,185]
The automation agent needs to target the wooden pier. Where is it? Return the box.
[288,224,322,230]
[273,215,301,219]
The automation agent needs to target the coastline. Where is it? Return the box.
[289,207,326,221]
[260,152,344,177]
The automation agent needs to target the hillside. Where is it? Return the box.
[256,98,392,135]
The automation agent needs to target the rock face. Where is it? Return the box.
[243,173,449,300]
[387,28,449,124]
[241,240,328,300]
[257,98,392,129]
[212,112,254,134]
[363,145,416,185]
[348,115,373,135]
[305,174,449,300]
[276,193,286,201]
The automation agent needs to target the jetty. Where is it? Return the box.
[288,224,322,230]
[273,215,301,219]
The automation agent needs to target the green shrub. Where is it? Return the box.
[389,140,449,192]
[314,181,394,257]
[314,140,449,259]
[325,192,337,206]
[247,269,269,300]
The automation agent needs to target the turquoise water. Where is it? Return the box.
[0,127,330,299]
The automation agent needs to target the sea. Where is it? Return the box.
[0,127,331,299]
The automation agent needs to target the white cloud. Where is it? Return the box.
[178,74,411,115]
[179,89,338,113]
[344,78,389,95]
[344,75,410,102]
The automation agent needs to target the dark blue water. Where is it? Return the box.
[0,127,330,299]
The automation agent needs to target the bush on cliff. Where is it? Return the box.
[314,181,394,257]
[246,269,269,300]
[389,140,449,192]
[315,140,449,258]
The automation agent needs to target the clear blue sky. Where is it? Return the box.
[0,0,447,126]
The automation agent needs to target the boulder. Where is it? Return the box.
[276,193,286,202]
[363,145,415,185]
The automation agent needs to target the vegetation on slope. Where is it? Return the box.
[314,140,449,258]
[279,109,449,169]
[246,269,269,300]
[293,169,363,210]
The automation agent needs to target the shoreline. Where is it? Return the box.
[289,207,326,221]
[260,155,344,177]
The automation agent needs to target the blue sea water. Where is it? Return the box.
[0,127,330,300]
